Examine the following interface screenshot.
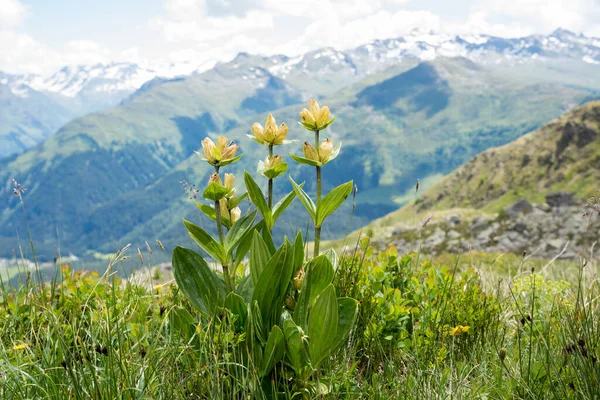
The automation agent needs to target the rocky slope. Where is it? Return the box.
[361,102,600,259]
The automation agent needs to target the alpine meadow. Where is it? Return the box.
[1,2,600,398]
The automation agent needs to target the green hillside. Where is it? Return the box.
[348,101,600,243]
[0,57,597,259]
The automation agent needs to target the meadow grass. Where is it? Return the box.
[1,241,598,399]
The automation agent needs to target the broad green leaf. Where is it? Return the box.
[172,246,226,315]
[232,216,257,267]
[250,231,270,287]
[224,210,257,257]
[329,297,359,355]
[323,248,339,271]
[308,284,338,368]
[203,182,230,201]
[235,275,253,303]
[290,152,321,167]
[251,300,266,346]
[168,306,195,341]
[294,255,335,330]
[283,318,312,374]
[259,220,276,255]
[183,219,226,264]
[272,186,300,226]
[289,177,316,223]
[316,180,353,226]
[261,325,285,377]
[252,243,294,330]
[244,171,272,226]
[224,292,247,330]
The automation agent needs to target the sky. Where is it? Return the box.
[0,0,599,75]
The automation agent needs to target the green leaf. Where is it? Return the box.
[316,180,353,226]
[272,186,300,226]
[232,220,255,267]
[224,210,257,258]
[252,243,294,330]
[250,300,266,347]
[318,116,336,131]
[323,248,339,271]
[294,255,335,331]
[293,231,305,271]
[172,246,226,315]
[183,219,226,264]
[283,318,312,374]
[308,284,338,368]
[228,192,248,209]
[244,171,272,227]
[168,306,196,341]
[290,152,322,167]
[196,202,231,229]
[329,297,359,355]
[259,220,276,255]
[263,162,288,179]
[224,292,247,330]
[250,231,271,287]
[289,177,316,223]
[203,182,230,201]
[261,325,285,377]
[218,154,243,166]
[235,275,253,303]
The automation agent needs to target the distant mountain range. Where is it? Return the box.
[2,28,599,160]
[0,29,599,260]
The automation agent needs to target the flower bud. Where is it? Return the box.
[224,173,234,191]
[274,123,288,145]
[309,99,320,121]
[300,100,334,131]
[319,138,333,162]
[265,155,282,170]
[293,267,305,290]
[252,122,265,143]
[219,198,229,219]
[285,296,296,311]
[317,106,331,128]
[208,172,222,186]
[300,108,316,126]
[230,207,241,224]
[216,136,228,155]
[303,142,319,162]
[200,136,239,165]
[221,142,239,160]
[264,114,277,143]
[202,138,217,163]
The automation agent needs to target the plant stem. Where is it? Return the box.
[314,130,321,257]
[213,165,232,293]
[268,144,274,210]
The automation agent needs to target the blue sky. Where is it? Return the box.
[1,0,599,75]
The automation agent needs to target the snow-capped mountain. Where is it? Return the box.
[265,28,600,81]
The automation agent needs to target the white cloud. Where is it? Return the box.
[0,0,27,27]
[1,0,600,75]
[472,0,600,36]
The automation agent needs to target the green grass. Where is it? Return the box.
[2,242,599,399]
